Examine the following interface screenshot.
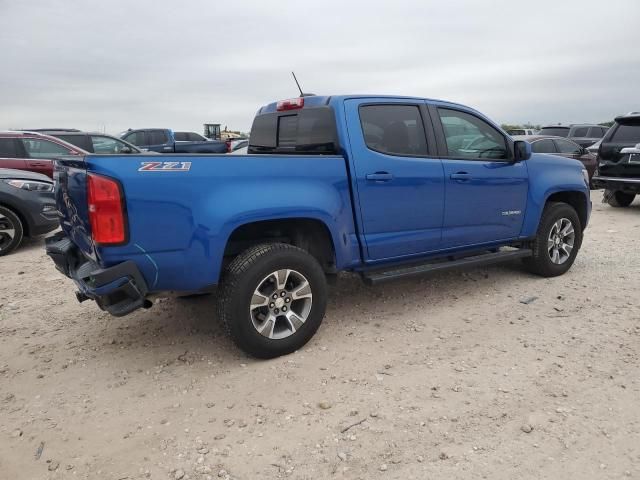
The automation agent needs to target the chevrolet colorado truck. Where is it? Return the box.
[120,128,227,154]
[46,95,591,358]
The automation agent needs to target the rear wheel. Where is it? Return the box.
[605,190,635,207]
[217,243,327,358]
[0,206,24,257]
[523,202,582,277]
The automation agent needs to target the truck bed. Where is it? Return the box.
[54,154,359,292]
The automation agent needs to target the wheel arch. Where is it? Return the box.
[222,217,338,274]
[544,190,589,230]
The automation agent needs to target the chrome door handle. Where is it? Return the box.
[366,172,393,182]
[450,172,471,181]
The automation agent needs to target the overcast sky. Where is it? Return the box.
[1,0,638,134]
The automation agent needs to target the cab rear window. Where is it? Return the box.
[249,106,338,154]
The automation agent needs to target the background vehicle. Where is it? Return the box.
[174,131,210,142]
[121,128,226,153]
[592,112,640,206]
[37,130,143,154]
[506,128,537,136]
[46,94,591,358]
[513,135,597,183]
[0,131,84,178]
[567,124,608,147]
[228,138,248,152]
[587,137,603,155]
[0,168,57,256]
[230,146,248,155]
[538,124,607,147]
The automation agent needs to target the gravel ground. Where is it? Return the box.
[1,191,639,480]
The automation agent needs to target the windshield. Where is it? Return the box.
[539,127,570,137]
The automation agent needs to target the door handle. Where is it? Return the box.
[366,172,393,182]
[450,172,471,181]
[29,162,47,166]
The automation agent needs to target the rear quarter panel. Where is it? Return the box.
[85,154,358,291]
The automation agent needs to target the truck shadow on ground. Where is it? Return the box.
[88,260,539,366]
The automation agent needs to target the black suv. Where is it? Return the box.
[538,124,608,148]
[35,130,142,154]
[592,112,640,207]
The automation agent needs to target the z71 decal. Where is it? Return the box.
[138,161,192,172]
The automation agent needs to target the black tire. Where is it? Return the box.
[606,190,635,207]
[0,206,24,257]
[217,243,327,359]
[522,202,582,277]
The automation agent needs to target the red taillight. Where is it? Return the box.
[87,173,126,245]
[276,97,304,111]
[225,140,232,153]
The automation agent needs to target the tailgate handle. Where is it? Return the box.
[366,172,393,182]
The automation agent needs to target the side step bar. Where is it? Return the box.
[362,248,532,285]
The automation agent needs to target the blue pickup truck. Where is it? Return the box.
[46,94,591,358]
[120,128,227,153]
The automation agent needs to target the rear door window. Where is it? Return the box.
[531,139,556,153]
[0,138,18,158]
[91,135,136,154]
[611,124,640,143]
[359,105,428,156]
[174,132,188,141]
[21,139,74,158]
[554,139,581,155]
[588,127,604,138]
[437,108,508,160]
[149,130,169,145]
[572,127,588,137]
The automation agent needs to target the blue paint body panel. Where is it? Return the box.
[53,95,591,296]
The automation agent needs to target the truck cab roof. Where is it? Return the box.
[257,94,472,114]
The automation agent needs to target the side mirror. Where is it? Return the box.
[513,140,532,161]
[120,146,132,154]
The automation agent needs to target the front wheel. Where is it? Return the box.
[217,243,327,358]
[605,190,635,207]
[523,202,583,277]
[0,206,24,257]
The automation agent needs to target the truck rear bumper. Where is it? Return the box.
[45,232,149,317]
[592,175,640,194]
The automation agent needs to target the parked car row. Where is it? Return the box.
[508,124,609,148]
[538,124,609,148]
[120,128,227,153]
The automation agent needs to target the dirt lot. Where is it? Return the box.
[1,191,639,480]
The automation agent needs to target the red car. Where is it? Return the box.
[0,131,86,178]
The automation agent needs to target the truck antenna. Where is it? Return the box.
[291,71,304,97]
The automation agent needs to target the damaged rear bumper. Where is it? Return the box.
[45,232,149,317]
